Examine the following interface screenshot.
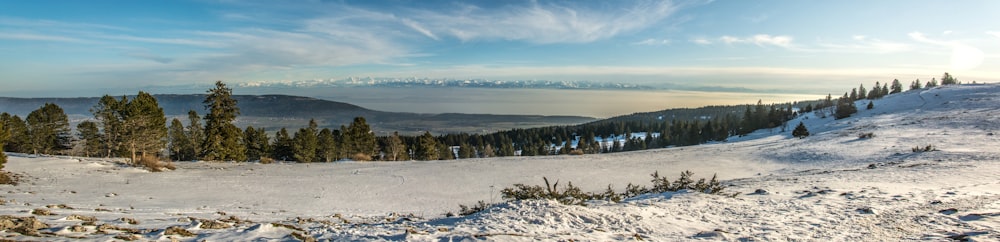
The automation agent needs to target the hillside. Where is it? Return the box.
[1,84,999,240]
[0,94,595,135]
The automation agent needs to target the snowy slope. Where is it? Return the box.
[1,84,998,241]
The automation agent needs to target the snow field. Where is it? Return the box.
[0,84,998,240]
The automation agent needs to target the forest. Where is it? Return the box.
[0,73,960,168]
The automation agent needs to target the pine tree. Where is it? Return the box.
[890,79,903,94]
[26,103,71,155]
[792,122,809,138]
[416,131,439,160]
[0,120,8,169]
[76,121,101,158]
[186,110,203,159]
[834,93,857,119]
[272,128,293,161]
[317,128,337,162]
[1,114,30,154]
[201,81,245,161]
[92,95,126,158]
[941,72,957,85]
[866,101,874,110]
[910,79,923,90]
[122,92,167,163]
[244,126,270,162]
[858,84,867,100]
[927,78,938,88]
[168,119,192,161]
[343,117,377,160]
[458,142,474,159]
[292,119,319,163]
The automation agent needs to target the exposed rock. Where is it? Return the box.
[69,225,87,232]
[199,219,233,229]
[66,214,97,222]
[751,189,769,195]
[164,226,196,237]
[120,217,139,225]
[0,215,50,236]
[31,208,54,216]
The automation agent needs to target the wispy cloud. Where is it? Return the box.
[632,38,671,46]
[407,1,682,44]
[0,32,84,42]
[717,34,793,48]
[690,37,712,45]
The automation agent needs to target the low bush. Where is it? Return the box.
[858,132,875,139]
[498,170,733,207]
[912,145,936,153]
[351,153,372,161]
[259,157,275,164]
[568,150,585,156]
[137,156,175,172]
[458,200,491,216]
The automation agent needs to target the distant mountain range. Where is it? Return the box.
[238,77,656,90]
[0,95,596,135]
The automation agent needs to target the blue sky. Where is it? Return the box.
[1,0,998,97]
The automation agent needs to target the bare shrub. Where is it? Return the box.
[137,156,174,172]
[351,153,372,161]
[458,200,491,216]
[568,150,585,156]
[858,132,875,139]
[912,145,937,152]
[259,157,275,164]
[0,171,20,185]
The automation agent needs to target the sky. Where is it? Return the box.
[1,0,999,97]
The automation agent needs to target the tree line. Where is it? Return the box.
[0,73,965,165]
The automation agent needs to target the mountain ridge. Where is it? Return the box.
[0,94,595,135]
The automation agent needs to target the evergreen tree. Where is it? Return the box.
[849,88,858,101]
[890,79,903,94]
[857,84,867,100]
[384,131,406,161]
[941,72,957,85]
[438,143,455,160]
[834,94,857,119]
[26,103,71,155]
[910,79,923,90]
[866,101,874,110]
[458,142,474,159]
[186,110,204,159]
[201,81,245,161]
[244,126,271,162]
[292,119,319,162]
[317,128,337,162]
[868,82,882,99]
[0,120,8,169]
[927,78,938,88]
[271,128,293,161]
[122,92,167,163]
[881,83,889,97]
[76,121,102,158]
[168,119,193,161]
[416,131,439,160]
[0,114,28,154]
[792,122,809,138]
[92,95,126,158]
[343,117,377,160]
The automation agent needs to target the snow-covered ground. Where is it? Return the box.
[1,84,999,241]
